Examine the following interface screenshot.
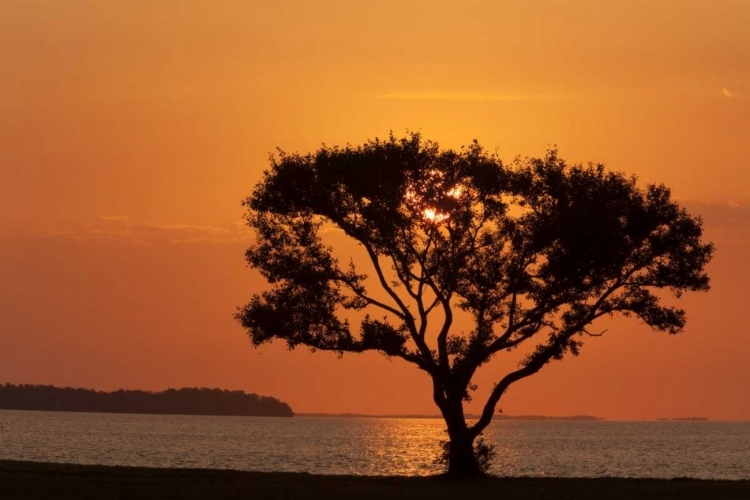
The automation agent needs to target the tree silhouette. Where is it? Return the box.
[236,133,713,477]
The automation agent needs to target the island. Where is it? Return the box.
[0,384,294,417]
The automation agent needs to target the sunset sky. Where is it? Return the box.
[1,0,749,420]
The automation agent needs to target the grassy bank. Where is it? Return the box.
[2,460,749,500]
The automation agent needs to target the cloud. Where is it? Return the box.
[131,222,233,234]
[44,199,750,248]
[722,88,733,98]
[379,91,557,102]
[678,197,745,213]
[44,217,254,245]
[678,198,750,246]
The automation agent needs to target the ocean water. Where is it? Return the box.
[0,410,748,479]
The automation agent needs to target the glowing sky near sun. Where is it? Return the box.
[1,0,749,419]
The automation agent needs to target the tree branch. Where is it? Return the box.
[311,341,431,372]
[335,275,406,320]
[582,328,608,337]
[415,232,435,339]
[362,242,436,369]
[469,281,624,438]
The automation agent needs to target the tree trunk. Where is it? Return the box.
[445,429,482,478]
[441,395,483,478]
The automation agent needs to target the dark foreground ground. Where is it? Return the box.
[2,460,750,500]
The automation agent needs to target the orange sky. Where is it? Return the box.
[1,0,749,420]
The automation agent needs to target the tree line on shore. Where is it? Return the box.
[0,384,294,417]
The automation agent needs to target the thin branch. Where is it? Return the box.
[310,342,430,372]
[424,296,441,315]
[392,226,421,300]
[361,242,436,370]
[335,277,406,320]
[436,293,453,374]
[507,290,518,332]
[415,232,435,339]
[362,244,413,321]
[582,328,608,337]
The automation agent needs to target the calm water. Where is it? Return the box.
[1,410,749,479]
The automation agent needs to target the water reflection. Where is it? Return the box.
[1,410,749,479]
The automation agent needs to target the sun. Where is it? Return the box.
[423,208,449,223]
[406,180,464,224]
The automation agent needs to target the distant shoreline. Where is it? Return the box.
[296,413,604,421]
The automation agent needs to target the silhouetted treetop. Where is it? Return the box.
[237,132,713,476]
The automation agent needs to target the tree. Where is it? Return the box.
[236,133,713,478]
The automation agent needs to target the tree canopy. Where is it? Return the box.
[236,133,713,476]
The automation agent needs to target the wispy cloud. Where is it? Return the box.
[43,201,750,248]
[722,88,733,98]
[379,91,558,102]
[100,214,130,221]
[678,198,744,211]
[44,217,254,245]
[679,198,750,246]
